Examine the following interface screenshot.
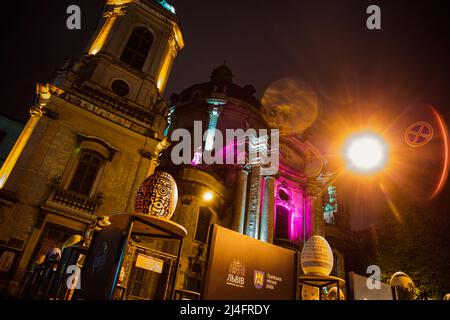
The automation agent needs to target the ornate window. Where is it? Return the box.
[275,183,293,241]
[275,205,290,240]
[120,27,153,70]
[68,151,104,195]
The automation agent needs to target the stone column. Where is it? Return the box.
[260,175,275,243]
[306,178,325,238]
[231,166,249,233]
[245,166,262,239]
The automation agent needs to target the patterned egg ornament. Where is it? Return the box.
[300,235,334,276]
[134,171,178,220]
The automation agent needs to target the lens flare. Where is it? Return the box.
[430,107,450,200]
[343,132,388,174]
[379,181,403,224]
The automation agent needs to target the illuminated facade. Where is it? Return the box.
[0,0,183,296]
[160,65,334,293]
[0,0,360,299]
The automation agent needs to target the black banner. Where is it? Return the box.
[203,225,297,300]
[75,226,125,300]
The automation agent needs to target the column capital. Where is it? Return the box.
[103,5,127,18]
[31,83,62,119]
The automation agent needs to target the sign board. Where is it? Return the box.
[76,226,125,300]
[349,272,393,300]
[203,225,297,300]
[135,253,164,274]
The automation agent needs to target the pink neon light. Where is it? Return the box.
[191,150,202,166]
[274,179,310,242]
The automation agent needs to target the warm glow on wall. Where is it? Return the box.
[88,7,123,55]
[157,24,184,92]
[156,50,172,92]
[106,0,133,5]
[172,24,184,50]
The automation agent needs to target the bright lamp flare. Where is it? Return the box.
[343,132,388,174]
[203,191,214,201]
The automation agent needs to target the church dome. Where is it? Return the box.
[210,63,234,85]
[173,64,261,108]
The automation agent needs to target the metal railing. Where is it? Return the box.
[50,186,102,215]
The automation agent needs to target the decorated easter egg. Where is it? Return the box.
[134,171,178,220]
[301,235,334,276]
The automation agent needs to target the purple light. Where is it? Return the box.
[274,178,311,242]
[191,148,202,166]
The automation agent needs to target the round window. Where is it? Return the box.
[278,188,290,201]
[111,79,130,97]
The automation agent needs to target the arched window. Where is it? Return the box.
[275,205,290,240]
[69,151,104,195]
[120,27,153,70]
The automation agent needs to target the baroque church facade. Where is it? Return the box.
[0,0,350,297]
[160,64,340,293]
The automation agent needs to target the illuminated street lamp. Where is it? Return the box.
[342,131,388,174]
[203,191,214,201]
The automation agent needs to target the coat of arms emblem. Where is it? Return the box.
[253,270,265,289]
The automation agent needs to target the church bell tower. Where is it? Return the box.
[55,0,184,134]
[0,0,183,288]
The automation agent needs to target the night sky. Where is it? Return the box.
[1,0,450,229]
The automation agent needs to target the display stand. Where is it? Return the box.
[75,212,187,300]
[298,274,345,300]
